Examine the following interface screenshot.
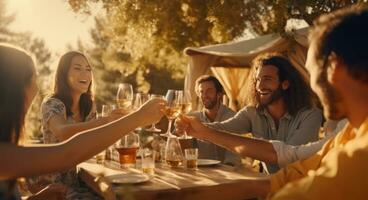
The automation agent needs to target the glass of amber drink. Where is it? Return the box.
[141,148,155,175]
[185,148,198,170]
[115,132,140,168]
[165,136,184,168]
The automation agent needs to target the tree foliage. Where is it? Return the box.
[67,0,367,102]
[78,17,184,109]
[243,0,368,34]
[69,0,368,38]
[67,0,251,95]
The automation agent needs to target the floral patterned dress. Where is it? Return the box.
[28,97,100,200]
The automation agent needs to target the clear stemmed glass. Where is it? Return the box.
[161,90,180,137]
[145,94,164,133]
[140,93,150,105]
[177,90,193,139]
[133,93,150,131]
[132,93,142,111]
[132,93,143,131]
[116,83,133,109]
[101,104,112,117]
[164,136,184,168]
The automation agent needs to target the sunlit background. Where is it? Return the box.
[7,0,94,53]
[1,0,365,139]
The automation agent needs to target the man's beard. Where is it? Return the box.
[203,97,219,109]
[257,86,284,107]
[317,73,345,120]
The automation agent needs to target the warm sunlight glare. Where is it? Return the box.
[7,0,94,53]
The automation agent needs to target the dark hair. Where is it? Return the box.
[52,51,94,121]
[310,6,368,83]
[0,44,34,144]
[246,53,314,115]
[195,75,224,94]
[0,44,35,195]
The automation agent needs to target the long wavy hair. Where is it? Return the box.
[246,53,315,116]
[0,44,34,144]
[0,44,35,196]
[52,51,94,121]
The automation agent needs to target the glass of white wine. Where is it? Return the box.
[161,90,180,137]
[145,94,164,132]
[116,83,133,109]
[132,93,143,131]
[132,93,142,111]
[133,93,150,131]
[140,93,150,105]
[101,104,112,117]
[177,90,193,139]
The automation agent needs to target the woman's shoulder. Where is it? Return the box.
[41,96,66,115]
[42,96,65,107]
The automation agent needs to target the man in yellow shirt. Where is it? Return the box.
[268,6,368,199]
[178,6,368,199]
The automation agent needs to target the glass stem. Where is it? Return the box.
[183,130,188,138]
[167,119,173,135]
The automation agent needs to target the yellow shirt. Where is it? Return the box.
[269,118,368,200]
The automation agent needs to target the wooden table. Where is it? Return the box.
[78,160,268,200]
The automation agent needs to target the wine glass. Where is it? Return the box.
[132,93,143,131]
[164,136,184,168]
[161,90,180,137]
[133,93,150,131]
[132,93,142,111]
[101,104,112,117]
[140,93,150,105]
[177,90,193,139]
[145,94,164,133]
[116,83,133,109]
[133,93,150,110]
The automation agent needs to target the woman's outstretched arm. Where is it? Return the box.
[0,98,165,180]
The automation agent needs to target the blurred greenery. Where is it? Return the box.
[67,0,251,104]
[1,0,366,139]
[0,0,52,140]
[72,17,185,109]
[242,0,368,34]
[67,0,367,108]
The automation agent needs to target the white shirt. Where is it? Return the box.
[271,119,348,168]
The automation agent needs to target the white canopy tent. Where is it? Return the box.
[183,27,310,111]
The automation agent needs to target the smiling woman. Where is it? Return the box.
[26,51,111,199]
[67,55,92,95]
[53,51,94,123]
